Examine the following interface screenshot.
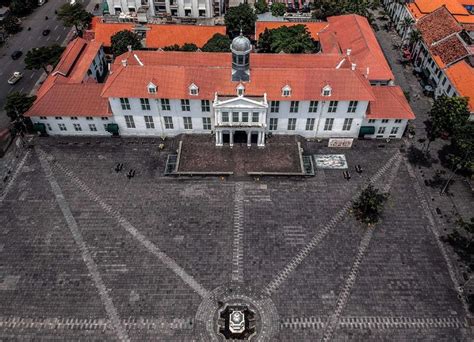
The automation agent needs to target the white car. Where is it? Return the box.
[8,72,23,85]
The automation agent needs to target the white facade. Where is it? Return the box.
[106,0,220,19]
[361,118,407,139]
[35,116,113,136]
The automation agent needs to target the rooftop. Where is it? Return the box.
[367,86,416,119]
[430,34,470,68]
[445,60,474,111]
[407,0,474,24]
[416,6,462,45]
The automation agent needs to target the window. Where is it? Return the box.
[305,118,315,130]
[189,84,199,96]
[144,116,155,129]
[378,126,386,134]
[101,117,109,121]
[183,117,193,129]
[46,123,52,131]
[390,127,399,135]
[73,123,82,131]
[232,112,239,123]
[442,77,447,86]
[202,117,211,130]
[40,116,47,120]
[447,85,452,94]
[161,99,171,111]
[222,112,229,122]
[381,119,389,123]
[70,117,78,120]
[309,101,318,113]
[164,116,173,129]
[394,119,402,123]
[124,115,135,128]
[103,124,108,130]
[287,118,297,130]
[237,84,245,96]
[181,99,190,111]
[242,112,249,122]
[269,118,278,131]
[201,100,210,112]
[322,85,332,96]
[347,101,358,113]
[89,124,97,131]
[342,118,353,131]
[368,119,376,123]
[120,98,130,110]
[270,101,280,113]
[282,85,291,96]
[140,98,151,110]
[290,101,299,113]
[324,118,334,131]
[252,112,259,123]
[58,123,67,131]
[55,117,63,120]
[328,101,338,113]
[148,84,157,94]
[86,117,93,121]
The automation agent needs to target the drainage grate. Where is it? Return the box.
[302,155,315,175]
[164,154,178,175]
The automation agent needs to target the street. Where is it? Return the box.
[0,0,94,130]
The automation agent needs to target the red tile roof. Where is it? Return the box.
[320,15,394,81]
[430,34,470,68]
[367,86,415,119]
[26,84,110,117]
[407,0,474,24]
[445,60,474,112]
[68,40,103,83]
[88,17,226,48]
[416,6,462,45]
[53,38,87,77]
[102,51,375,101]
[255,21,328,41]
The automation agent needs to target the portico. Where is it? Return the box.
[215,129,265,147]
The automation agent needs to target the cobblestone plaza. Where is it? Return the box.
[0,137,471,341]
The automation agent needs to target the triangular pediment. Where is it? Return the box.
[214,96,267,109]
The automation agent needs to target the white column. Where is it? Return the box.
[229,130,234,147]
[258,131,265,147]
[247,130,251,147]
[216,131,223,146]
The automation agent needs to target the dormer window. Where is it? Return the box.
[189,83,199,96]
[282,85,291,97]
[147,82,157,94]
[322,85,332,97]
[236,83,245,96]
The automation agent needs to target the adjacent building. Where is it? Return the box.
[27,15,415,146]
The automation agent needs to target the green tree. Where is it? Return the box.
[257,25,318,53]
[180,42,198,51]
[270,2,286,17]
[0,15,22,34]
[352,184,388,225]
[400,17,414,45]
[202,33,231,52]
[57,2,92,35]
[311,0,374,20]
[163,44,180,51]
[4,92,36,122]
[110,30,142,57]
[25,45,65,74]
[224,3,257,38]
[448,123,474,174]
[254,0,268,14]
[9,0,37,16]
[428,96,470,145]
[441,217,474,272]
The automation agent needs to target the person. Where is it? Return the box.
[45,16,48,20]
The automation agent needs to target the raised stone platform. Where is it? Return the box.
[176,134,303,176]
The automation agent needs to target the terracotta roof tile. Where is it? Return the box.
[53,38,87,77]
[430,35,470,67]
[368,86,415,119]
[68,40,103,83]
[255,21,328,41]
[417,6,462,45]
[445,60,474,111]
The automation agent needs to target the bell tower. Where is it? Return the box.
[230,30,251,82]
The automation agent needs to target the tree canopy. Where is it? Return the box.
[110,30,142,57]
[428,96,470,139]
[254,0,268,14]
[4,92,36,121]
[202,33,231,52]
[9,0,37,16]
[257,25,318,53]
[57,2,92,35]
[25,45,65,74]
[162,43,198,51]
[224,3,257,38]
[448,122,474,174]
[270,2,286,17]
[311,0,377,20]
[352,184,388,225]
[0,15,22,34]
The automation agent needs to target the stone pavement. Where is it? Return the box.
[0,136,472,341]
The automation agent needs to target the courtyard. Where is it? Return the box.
[0,136,471,341]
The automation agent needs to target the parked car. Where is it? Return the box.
[11,50,22,60]
[8,71,23,85]
[42,29,50,36]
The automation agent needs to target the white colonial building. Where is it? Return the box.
[27,15,416,145]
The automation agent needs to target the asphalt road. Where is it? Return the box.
[0,0,94,130]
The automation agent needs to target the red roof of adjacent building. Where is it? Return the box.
[255,21,328,41]
[416,6,462,45]
[26,38,110,118]
[87,17,226,48]
[368,86,415,119]
[407,0,474,24]
[319,15,394,81]
[430,34,470,68]
[445,60,474,111]
[102,51,375,101]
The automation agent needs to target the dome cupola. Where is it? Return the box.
[230,30,251,82]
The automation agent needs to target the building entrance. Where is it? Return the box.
[233,131,247,144]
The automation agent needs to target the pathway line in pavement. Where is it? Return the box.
[231,182,245,283]
[0,150,30,203]
[36,149,130,342]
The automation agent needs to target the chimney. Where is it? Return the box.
[127,45,132,52]
[366,67,370,78]
[351,63,357,71]
[121,59,127,67]
[346,49,351,56]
